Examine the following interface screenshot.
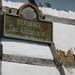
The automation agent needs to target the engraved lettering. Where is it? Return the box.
[4,14,52,43]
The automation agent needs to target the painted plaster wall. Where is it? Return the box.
[1,0,75,75]
[2,61,60,75]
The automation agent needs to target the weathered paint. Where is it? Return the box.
[3,13,53,44]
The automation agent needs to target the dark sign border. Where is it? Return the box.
[3,13,53,43]
[3,4,53,44]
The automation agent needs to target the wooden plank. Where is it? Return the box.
[44,15,75,25]
[9,8,18,15]
[2,6,75,25]
[49,43,66,75]
[49,43,61,66]
[2,6,10,13]
[2,54,55,67]
[57,66,66,75]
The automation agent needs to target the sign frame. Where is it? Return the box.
[3,4,53,44]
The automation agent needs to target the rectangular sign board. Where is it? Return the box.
[3,13,53,44]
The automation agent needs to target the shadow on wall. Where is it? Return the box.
[5,0,75,12]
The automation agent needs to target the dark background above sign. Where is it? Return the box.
[4,0,75,11]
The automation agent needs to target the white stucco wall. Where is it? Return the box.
[2,38,53,59]
[53,22,75,54]
[2,61,60,75]
[1,0,75,75]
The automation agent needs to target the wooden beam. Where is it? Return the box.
[2,6,75,25]
[2,54,55,67]
[44,15,75,25]
[49,43,66,75]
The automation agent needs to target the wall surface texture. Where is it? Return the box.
[1,0,75,75]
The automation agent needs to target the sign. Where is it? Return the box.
[3,4,53,44]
